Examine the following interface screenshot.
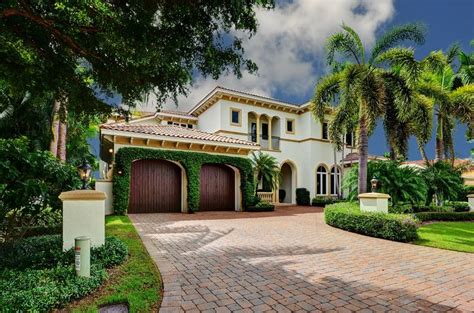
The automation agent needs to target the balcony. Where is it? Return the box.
[248,133,280,151]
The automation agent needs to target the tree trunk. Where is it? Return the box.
[418,140,429,165]
[435,114,444,161]
[57,119,67,162]
[358,113,368,194]
[49,99,60,157]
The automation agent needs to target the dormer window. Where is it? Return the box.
[230,108,241,126]
[322,122,329,140]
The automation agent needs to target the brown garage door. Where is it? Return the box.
[129,159,181,213]
[200,164,235,211]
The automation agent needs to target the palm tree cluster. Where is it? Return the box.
[311,23,474,194]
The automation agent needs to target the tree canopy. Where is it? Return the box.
[0,0,274,112]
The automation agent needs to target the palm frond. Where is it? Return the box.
[450,84,474,125]
[311,72,342,121]
[341,23,365,63]
[326,28,363,65]
[421,50,447,73]
[375,48,420,83]
[369,23,426,64]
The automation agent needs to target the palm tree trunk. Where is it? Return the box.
[358,113,368,194]
[49,99,61,157]
[418,140,429,165]
[435,115,444,161]
[57,119,67,162]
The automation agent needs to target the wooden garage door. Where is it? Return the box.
[200,164,235,211]
[129,159,181,213]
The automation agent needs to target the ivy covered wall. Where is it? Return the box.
[113,147,255,215]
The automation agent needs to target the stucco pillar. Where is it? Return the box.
[59,190,106,251]
[268,118,273,150]
[358,193,390,213]
[95,180,113,215]
[256,115,261,144]
[468,194,474,212]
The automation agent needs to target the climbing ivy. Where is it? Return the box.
[113,147,255,215]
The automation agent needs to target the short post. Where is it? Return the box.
[59,190,106,251]
[358,193,391,213]
[468,194,474,212]
[75,236,91,277]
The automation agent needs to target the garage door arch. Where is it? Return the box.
[129,159,185,213]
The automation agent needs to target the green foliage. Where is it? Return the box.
[250,151,281,193]
[296,188,310,206]
[421,161,464,205]
[0,0,274,108]
[113,147,255,214]
[0,137,80,240]
[343,160,427,205]
[311,196,337,207]
[247,202,275,212]
[324,202,419,242]
[444,201,470,212]
[0,235,127,312]
[414,211,474,222]
[414,222,474,253]
[0,235,128,271]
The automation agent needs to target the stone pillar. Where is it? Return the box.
[59,190,106,251]
[468,194,474,212]
[268,118,273,150]
[256,115,261,144]
[358,193,390,213]
[95,180,114,215]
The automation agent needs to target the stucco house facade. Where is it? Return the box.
[97,86,355,213]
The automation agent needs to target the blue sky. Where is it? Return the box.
[108,0,473,161]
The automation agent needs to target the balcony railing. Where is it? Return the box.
[257,191,274,203]
[248,133,280,150]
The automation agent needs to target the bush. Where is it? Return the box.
[411,204,453,213]
[0,235,128,312]
[296,188,310,205]
[414,211,474,222]
[311,196,335,207]
[20,224,62,238]
[0,235,128,270]
[246,202,275,212]
[324,202,419,242]
[445,201,470,212]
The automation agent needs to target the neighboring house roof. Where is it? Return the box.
[188,86,308,116]
[157,109,197,120]
[101,124,258,147]
[402,159,473,170]
[342,152,388,164]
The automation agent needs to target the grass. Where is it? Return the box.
[414,222,474,253]
[67,215,162,312]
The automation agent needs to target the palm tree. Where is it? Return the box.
[311,23,426,194]
[250,151,281,195]
[457,40,474,85]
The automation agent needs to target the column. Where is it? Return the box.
[268,118,273,150]
[256,115,261,144]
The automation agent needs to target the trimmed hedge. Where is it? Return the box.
[296,188,310,205]
[324,202,419,242]
[414,211,474,222]
[113,147,255,214]
[0,235,128,312]
[247,202,275,212]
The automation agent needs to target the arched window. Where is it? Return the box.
[316,166,328,195]
[330,167,341,196]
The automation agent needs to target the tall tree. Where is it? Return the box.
[311,23,425,194]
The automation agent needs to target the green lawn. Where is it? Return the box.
[68,216,162,312]
[414,222,474,253]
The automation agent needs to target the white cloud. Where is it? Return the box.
[141,0,395,112]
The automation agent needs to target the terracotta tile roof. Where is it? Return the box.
[342,152,388,162]
[158,110,196,119]
[101,124,258,147]
[403,159,473,170]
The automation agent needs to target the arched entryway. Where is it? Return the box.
[280,161,296,204]
[129,159,182,213]
[200,164,236,211]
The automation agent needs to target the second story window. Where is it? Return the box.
[345,132,353,146]
[230,108,241,126]
[286,119,295,134]
[322,122,329,140]
[261,123,269,140]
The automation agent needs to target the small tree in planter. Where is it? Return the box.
[250,152,281,196]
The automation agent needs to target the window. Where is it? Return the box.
[316,166,328,195]
[250,122,257,142]
[286,118,295,134]
[322,122,329,140]
[187,124,193,129]
[230,108,241,126]
[330,167,341,195]
[261,123,269,140]
[180,123,186,127]
[167,121,173,125]
[345,132,353,146]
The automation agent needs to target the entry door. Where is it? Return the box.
[200,164,235,211]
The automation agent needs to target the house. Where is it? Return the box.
[97,86,354,214]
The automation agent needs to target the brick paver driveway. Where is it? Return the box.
[130,207,474,312]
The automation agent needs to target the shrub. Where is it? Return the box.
[445,201,470,212]
[421,161,464,205]
[246,202,275,212]
[324,202,419,242]
[414,211,474,222]
[0,235,128,270]
[21,224,62,238]
[296,188,310,205]
[388,203,413,214]
[0,264,107,312]
[311,196,335,207]
[0,137,80,241]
